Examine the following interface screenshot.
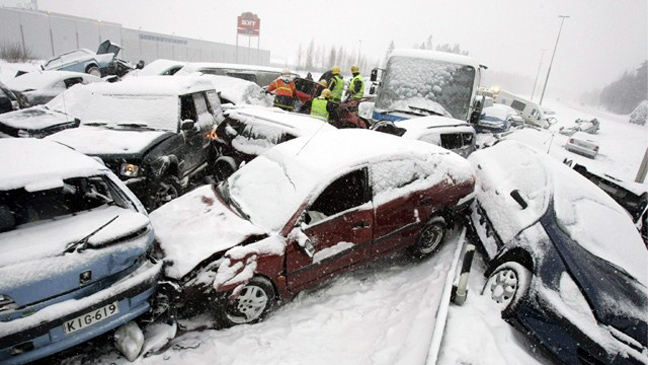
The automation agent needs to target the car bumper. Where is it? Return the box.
[565,143,597,158]
[0,259,163,364]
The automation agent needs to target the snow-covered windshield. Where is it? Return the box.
[224,154,316,232]
[0,175,132,231]
[375,56,475,121]
[46,88,179,132]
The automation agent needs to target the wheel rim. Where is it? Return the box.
[419,224,443,254]
[156,181,179,205]
[215,165,233,181]
[487,269,519,306]
[225,285,269,324]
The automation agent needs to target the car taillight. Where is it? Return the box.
[594,146,599,151]
[569,138,574,144]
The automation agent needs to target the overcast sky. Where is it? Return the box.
[30,0,648,98]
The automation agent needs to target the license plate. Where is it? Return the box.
[63,301,119,334]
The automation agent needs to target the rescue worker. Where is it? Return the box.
[266,70,297,111]
[309,88,337,123]
[347,65,365,102]
[328,66,345,104]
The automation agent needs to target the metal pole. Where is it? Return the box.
[530,50,545,101]
[636,147,648,183]
[539,15,569,106]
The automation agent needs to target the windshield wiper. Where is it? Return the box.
[84,122,107,127]
[218,182,250,220]
[407,105,444,117]
[116,123,154,130]
[64,215,119,254]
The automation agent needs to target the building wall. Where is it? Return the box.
[0,7,270,65]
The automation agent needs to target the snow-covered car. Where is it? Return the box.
[475,104,523,134]
[629,100,647,126]
[372,116,477,158]
[175,62,297,87]
[46,76,224,211]
[198,74,272,107]
[212,106,336,180]
[469,141,648,365]
[5,70,104,107]
[131,59,186,77]
[152,129,476,327]
[558,118,600,136]
[564,131,599,158]
[0,81,20,115]
[42,40,133,77]
[0,138,162,364]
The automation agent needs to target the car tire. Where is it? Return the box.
[213,158,237,182]
[148,175,181,211]
[412,217,446,258]
[483,262,531,316]
[218,276,276,327]
[86,66,101,77]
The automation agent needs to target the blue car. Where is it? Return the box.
[475,104,523,134]
[469,141,647,364]
[0,138,162,364]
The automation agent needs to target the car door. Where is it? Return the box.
[178,92,217,175]
[285,168,373,292]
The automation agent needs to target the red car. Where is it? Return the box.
[151,129,475,326]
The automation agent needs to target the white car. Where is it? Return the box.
[5,70,104,107]
[565,131,599,158]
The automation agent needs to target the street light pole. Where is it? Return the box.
[539,15,569,106]
[530,49,546,101]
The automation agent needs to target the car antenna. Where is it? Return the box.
[295,121,329,156]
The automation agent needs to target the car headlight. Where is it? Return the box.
[120,163,140,178]
[0,294,18,312]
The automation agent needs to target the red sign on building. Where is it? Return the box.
[237,12,260,36]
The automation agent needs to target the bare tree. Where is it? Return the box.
[295,43,303,70]
[328,47,337,69]
[383,40,395,67]
[305,39,315,71]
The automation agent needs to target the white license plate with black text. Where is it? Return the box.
[63,301,119,334]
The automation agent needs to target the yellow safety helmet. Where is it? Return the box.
[321,88,332,99]
[332,66,341,74]
[351,65,360,73]
[319,79,328,87]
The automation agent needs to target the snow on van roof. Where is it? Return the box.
[391,49,481,69]
[0,138,106,191]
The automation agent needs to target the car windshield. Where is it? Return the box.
[47,88,179,132]
[375,56,475,121]
[0,175,132,231]
[224,154,317,232]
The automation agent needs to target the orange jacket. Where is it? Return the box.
[268,78,296,98]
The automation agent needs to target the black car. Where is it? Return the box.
[469,141,647,365]
[0,81,19,116]
[47,76,224,211]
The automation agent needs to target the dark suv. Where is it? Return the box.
[0,81,19,115]
[47,76,223,211]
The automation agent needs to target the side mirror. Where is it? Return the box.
[291,227,315,258]
[181,119,195,131]
[369,83,377,94]
[510,189,528,209]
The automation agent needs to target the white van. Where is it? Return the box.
[495,90,552,128]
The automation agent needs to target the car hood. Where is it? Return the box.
[47,127,172,156]
[0,105,75,131]
[0,205,152,306]
[150,184,267,280]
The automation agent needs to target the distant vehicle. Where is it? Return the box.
[469,140,647,365]
[565,160,648,243]
[175,62,298,87]
[564,131,599,158]
[0,81,20,115]
[198,74,272,107]
[5,70,104,107]
[46,76,224,211]
[132,59,185,77]
[152,129,476,327]
[559,118,600,136]
[475,104,524,134]
[0,138,162,364]
[212,106,336,180]
[369,49,485,125]
[372,116,477,158]
[494,90,553,128]
[629,100,647,126]
[42,40,133,77]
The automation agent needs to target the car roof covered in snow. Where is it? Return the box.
[0,138,107,191]
[178,62,293,74]
[4,70,103,91]
[391,49,481,69]
[87,75,214,96]
[224,106,336,135]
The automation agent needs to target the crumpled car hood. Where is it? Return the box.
[150,184,267,280]
[0,106,75,131]
[47,127,171,156]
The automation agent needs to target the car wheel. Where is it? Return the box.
[412,217,446,258]
[483,262,531,316]
[219,276,276,326]
[213,159,237,182]
[86,66,101,77]
[149,175,181,211]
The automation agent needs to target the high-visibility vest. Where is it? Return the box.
[349,74,365,100]
[330,75,345,102]
[310,97,329,121]
[271,79,296,98]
